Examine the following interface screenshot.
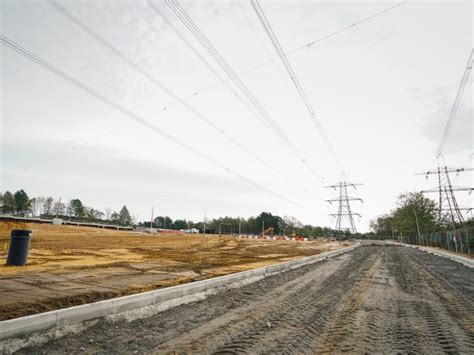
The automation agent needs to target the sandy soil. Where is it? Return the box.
[18,245,474,354]
[0,221,343,320]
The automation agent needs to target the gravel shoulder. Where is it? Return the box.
[16,245,474,354]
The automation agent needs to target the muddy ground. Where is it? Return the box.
[0,222,342,320]
[16,244,474,354]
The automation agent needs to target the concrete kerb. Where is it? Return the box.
[385,241,473,268]
[0,313,56,342]
[0,243,359,342]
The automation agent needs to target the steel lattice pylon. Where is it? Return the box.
[326,181,363,233]
[416,156,473,226]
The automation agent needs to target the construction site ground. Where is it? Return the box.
[0,221,343,320]
[18,243,474,354]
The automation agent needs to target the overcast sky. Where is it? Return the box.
[1,0,472,231]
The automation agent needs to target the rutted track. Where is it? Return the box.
[16,245,474,354]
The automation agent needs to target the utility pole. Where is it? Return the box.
[414,209,422,245]
[238,217,241,236]
[150,206,154,230]
[416,160,473,226]
[325,181,363,234]
[203,212,207,235]
[262,220,265,236]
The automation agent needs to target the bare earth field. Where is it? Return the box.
[0,221,343,320]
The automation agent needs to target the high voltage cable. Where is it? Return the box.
[251,0,343,172]
[168,0,407,107]
[437,48,473,156]
[146,0,325,202]
[165,0,294,144]
[146,0,405,126]
[46,0,326,203]
[286,1,406,56]
[1,35,325,213]
[165,0,325,183]
[146,0,262,126]
[234,0,281,74]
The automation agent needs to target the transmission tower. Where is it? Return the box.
[416,157,473,225]
[325,182,363,233]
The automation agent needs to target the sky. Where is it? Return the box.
[1,0,472,231]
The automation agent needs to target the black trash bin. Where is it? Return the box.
[6,229,32,266]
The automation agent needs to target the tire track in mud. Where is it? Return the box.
[212,251,376,354]
[156,252,360,353]
[16,245,474,354]
[393,248,474,352]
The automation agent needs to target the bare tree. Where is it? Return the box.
[43,197,54,215]
[53,200,66,216]
[283,215,303,228]
[30,197,45,217]
[105,208,112,220]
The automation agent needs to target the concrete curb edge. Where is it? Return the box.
[385,241,473,268]
[0,243,359,341]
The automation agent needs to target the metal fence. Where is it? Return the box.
[400,228,474,255]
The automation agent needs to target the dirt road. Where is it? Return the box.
[17,245,474,354]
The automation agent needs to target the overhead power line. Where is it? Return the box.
[174,0,407,105]
[145,0,405,130]
[286,1,406,56]
[47,0,326,203]
[234,0,281,74]
[0,34,322,213]
[164,0,325,183]
[146,0,262,125]
[437,48,473,156]
[251,0,343,171]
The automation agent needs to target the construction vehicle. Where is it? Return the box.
[262,227,274,236]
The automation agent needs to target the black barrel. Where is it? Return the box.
[6,229,32,266]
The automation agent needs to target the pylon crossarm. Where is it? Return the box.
[329,213,361,217]
[422,187,473,193]
[324,183,363,188]
[326,197,362,202]
[415,167,474,176]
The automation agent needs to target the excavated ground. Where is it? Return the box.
[17,244,474,354]
[0,221,342,320]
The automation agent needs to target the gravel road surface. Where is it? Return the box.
[18,245,474,354]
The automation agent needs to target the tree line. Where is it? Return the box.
[368,191,473,238]
[139,211,348,237]
[0,189,133,226]
[1,189,361,237]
